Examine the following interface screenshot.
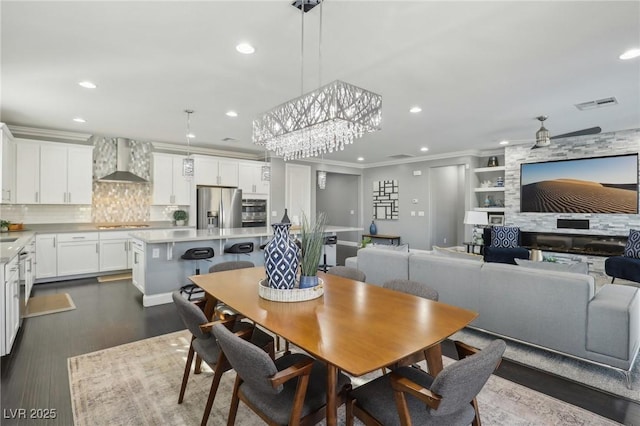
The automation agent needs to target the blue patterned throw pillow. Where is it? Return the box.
[491,226,519,248]
[624,229,640,258]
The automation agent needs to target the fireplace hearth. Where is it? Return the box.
[521,231,627,257]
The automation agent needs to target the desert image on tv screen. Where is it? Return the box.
[521,154,638,214]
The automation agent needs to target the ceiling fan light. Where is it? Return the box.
[535,116,550,147]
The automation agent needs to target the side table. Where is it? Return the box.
[463,241,484,255]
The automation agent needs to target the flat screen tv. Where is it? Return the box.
[520,153,638,214]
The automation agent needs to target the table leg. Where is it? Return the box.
[326,364,338,426]
[424,343,444,376]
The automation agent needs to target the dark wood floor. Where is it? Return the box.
[1,277,639,425]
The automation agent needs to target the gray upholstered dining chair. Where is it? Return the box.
[208,260,255,318]
[208,260,255,273]
[346,339,506,426]
[171,291,274,426]
[213,322,352,426]
[326,265,366,282]
[383,279,439,301]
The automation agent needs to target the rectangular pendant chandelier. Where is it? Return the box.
[252,80,382,161]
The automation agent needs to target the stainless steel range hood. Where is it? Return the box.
[97,138,148,183]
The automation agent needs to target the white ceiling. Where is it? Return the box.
[2,1,639,165]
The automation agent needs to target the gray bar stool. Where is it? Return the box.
[318,235,338,272]
[179,247,214,300]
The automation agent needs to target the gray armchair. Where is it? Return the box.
[347,339,506,426]
[171,292,274,426]
[213,323,352,426]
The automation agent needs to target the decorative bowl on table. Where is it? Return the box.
[258,278,324,302]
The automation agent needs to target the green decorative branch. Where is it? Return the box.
[300,212,328,277]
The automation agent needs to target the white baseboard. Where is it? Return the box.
[143,292,173,307]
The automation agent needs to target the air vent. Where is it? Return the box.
[388,154,415,159]
[575,97,618,111]
[221,137,237,142]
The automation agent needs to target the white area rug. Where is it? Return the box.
[68,330,620,425]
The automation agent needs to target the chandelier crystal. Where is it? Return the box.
[317,170,327,189]
[253,80,382,161]
[182,109,195,179]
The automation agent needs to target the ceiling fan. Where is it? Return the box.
[531,115,601,149]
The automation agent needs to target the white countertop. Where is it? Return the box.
[129,226,362,244]
[0,231,35,264]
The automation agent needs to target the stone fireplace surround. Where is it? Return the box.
[503,128,640,240]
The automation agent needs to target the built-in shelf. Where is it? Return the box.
[474,207,506,212]
[474,187,505,192]
[474,166,505,173]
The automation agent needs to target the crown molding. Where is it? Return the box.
[8,125,92,143]
[151,141,261,160]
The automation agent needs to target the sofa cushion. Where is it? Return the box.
[515,258,589,275]
[624,229,640,259]
[370,243,410,252]
[491,226,519,248]
[432,245,483,262]
[355,247,410,286]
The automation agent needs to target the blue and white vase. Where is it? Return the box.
[264,223,300,289]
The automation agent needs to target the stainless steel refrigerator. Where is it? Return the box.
[196,186,243,229]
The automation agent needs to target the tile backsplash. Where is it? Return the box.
[92,182,151,222]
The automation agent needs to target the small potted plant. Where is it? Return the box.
[0,220,9,232]
[299,212,328,288]
[173,210,188,226]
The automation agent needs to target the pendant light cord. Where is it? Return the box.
[300,3,305,95]
[185,109,193,157]
[318,0,323,87]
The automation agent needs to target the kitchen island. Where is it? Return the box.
[129,226,362,307]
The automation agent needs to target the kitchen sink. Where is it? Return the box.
[0,238,18,243]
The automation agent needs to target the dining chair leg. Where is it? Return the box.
[178,343,195,403]
[345,397,355,426]
[200,365,225,426]
[227,375,242,426]
[471,398,482,426]
[195,353,203,374]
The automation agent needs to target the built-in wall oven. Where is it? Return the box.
[242,199,267,227]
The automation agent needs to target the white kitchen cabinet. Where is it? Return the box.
[16,140,93,205]
[1,124,16,204]
[57,232,99,276]
[15,140,41,204]
[131,240,145,293]
[3,256,20,356]
[40,144,93,204]
[194,155,239,187]
[238,162,270,196]
[35,234,57,279]
[152,153,191,205]
[99,231,132,272]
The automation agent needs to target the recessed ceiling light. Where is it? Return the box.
[226,111,238,117]
[73,117,86,123]
[619,48,640,60]
[409,106,422,113]
[186,133,195,139]
[78,81,96,89]
[357,157,364,161]
[499,140,509,145]
[236,43,255,54]
[420,147,429,152]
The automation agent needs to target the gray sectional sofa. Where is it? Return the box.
[346,247,640,383]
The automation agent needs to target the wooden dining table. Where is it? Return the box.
[190,267,478,426]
